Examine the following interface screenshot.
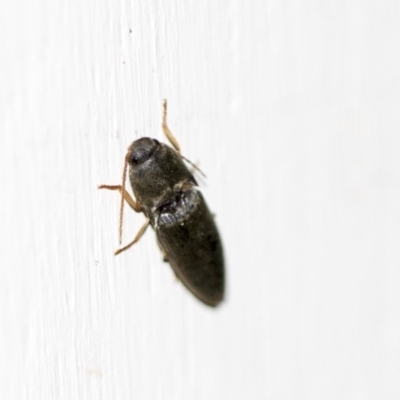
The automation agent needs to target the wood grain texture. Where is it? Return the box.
[1,0,400,399]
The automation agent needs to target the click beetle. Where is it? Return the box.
[99,100,225,307]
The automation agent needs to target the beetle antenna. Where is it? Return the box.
[118,154,129,244]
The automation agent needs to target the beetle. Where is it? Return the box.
[99,100,225,307]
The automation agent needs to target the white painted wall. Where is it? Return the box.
[1,1,400,399]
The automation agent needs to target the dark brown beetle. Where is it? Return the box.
[99,101,224,307]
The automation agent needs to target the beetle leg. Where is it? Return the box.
[188,162,197,175]
[98,185,142,212]
[184,158,207,178]
[114,218,150,255]
[162,100,207,178]
[156,239,169,262]
[162,99,181,154]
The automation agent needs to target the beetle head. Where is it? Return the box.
[126,137,160,166]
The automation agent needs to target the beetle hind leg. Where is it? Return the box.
[156,239,169,262]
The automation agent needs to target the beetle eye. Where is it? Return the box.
[128,137,159,166]
[129,153,143,165]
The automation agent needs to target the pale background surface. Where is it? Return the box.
[1,1,400,399]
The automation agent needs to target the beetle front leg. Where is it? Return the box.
[162,99,181,154]
[98,184,142,212]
